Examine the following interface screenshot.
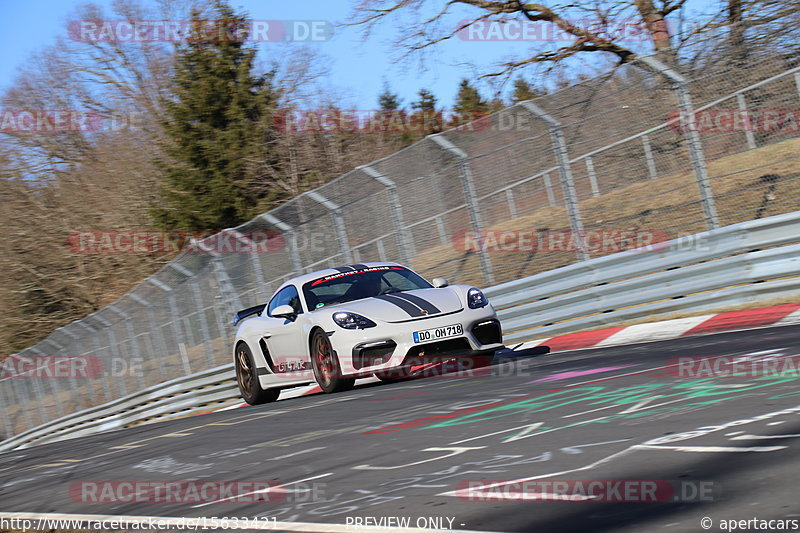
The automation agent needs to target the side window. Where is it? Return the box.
[268,285,304,316]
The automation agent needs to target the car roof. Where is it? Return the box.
[276,262,408,292]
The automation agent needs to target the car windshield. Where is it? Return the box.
[302,266,432,310]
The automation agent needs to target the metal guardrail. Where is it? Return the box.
[2,211,800,452]
[486,210,800,341]
[0,364,238,452]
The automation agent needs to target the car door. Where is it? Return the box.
[262,285,310,376]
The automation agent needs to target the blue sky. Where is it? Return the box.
[0,0,717,108]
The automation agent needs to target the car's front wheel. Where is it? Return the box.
[235,342,280,405]
[310,329,355,394]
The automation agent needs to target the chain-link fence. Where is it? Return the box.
[2,54,799,440]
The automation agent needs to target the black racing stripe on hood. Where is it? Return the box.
[347,263,369,269]
[389,292,442,314]
[332,266,354,273]
[373,294,424,317]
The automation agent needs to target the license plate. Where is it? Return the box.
[413,323,463,343]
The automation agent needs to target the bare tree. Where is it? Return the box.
[349,0,690,79]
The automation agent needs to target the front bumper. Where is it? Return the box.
[332,308,504,376]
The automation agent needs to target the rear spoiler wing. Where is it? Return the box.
[232,304,266,327]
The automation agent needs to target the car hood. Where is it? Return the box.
[327,287,463,323]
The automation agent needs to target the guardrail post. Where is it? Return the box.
[520,101,588,261]
[108,305,148,390]
[260,213,304,276]
[358,165,416,265]
[638,56,719,230]
[642,135,658,179]
[304,191,353,264]
[736,94,758,150]
[429,134,495,284]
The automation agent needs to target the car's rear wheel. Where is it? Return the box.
[310,330,355,393]
[235,343,280,405]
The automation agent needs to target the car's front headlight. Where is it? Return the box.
[467,287,489,309]
[332,312,377,329]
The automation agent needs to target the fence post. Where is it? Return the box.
[585,157,600,197]
[147,276,192,375]
[505,189,518,219]
[228,230,269,302]
[358,165,416,265]
[795,72,800,98]
[77,322,113,402]
[25,347,50,425]
[259,213,304,276]
[127,293,167,376]
[642,135,658,179]
[193,238,243,324]
[54,327,83,417]
[429,134,495,285]
[10,373,34,431]
[638,56,719,230]
[303,191,353,264]
[108,305,148,390]
[93,313,127,398]
[168,262,215,368]
[543,172,557,206]
[520,101,588,261]
[0,384,15,438]
[736,94,758,150]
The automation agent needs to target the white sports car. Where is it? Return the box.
[231,262,504,404]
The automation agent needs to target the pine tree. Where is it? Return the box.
[151,0,276,231]
[511,78,546,103]
[375,81,412,145]
[452,79,489,128]
[411,88,441,136]
[377,81,401,111]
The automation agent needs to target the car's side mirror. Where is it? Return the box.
[432,278,449,288]
[271,304,296,320]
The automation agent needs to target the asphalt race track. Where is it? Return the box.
[2,325,800,533]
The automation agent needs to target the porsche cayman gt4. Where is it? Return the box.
[232,262,504,404]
